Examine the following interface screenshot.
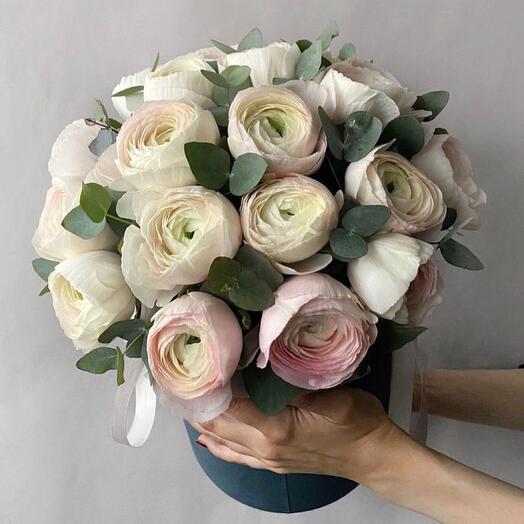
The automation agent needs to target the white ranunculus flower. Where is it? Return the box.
[320,68,400,125]
[348,233,434,318]
[32,182,117,262]
[84,144,122,187]
[143,53,215,109]
[48,251,135,352]
[218,42,301,87]
[331,59,417,114]
[48,119,99,187]
[240,175,338,272]
[228,82,329,175]
[412,134,487,230]
[345,146,446,234]
[113,100,220,191]
[117,186,242,307]
[194,46,227,61]
[112,68,149,121]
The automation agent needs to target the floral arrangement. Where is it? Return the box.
[32,24,486,428]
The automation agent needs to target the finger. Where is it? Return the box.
[194,422,255,457]
[289,387,365,419]
[197,435,277,472]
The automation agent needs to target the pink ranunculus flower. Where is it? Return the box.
[258,274,378,389]
[147,292,242,422]
[405,260,444,326]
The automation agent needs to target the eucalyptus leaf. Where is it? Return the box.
[317,21,339,51]
[125,333,145,358]
[107,117,122,130]
[318,106,343,159]
[441,208,457,230]
[381,116,424,158]
[434,127,448,135]
[88,128,116,156]
[235,245,283,291]
[98,319,147,343]
[79,183,112,223]
[242,363,296,415]
[209,105,229,127]
[210,39,236,54]
[116,347,125,386]
[295,39,312,52]
[62,206,106,240]
[413,91,450,122]
[343,111,383,162]
[207,257,243,296]
[141,336,153,384]
[237,27,263,51]
[221,65,251,87]
[201,69,229,88]
[229,270,275,311]
[32,258,58,281]
[112,85,144,97]
[329,228,368,259]
[339,42,356,60]
[439,216,473,245]
[38,284,50,296]
[184,142,230,190]
[76,347,117,374]
[296,39,322,80]
[372,320,427,354]
[440,238,484,270]
[93,99,108,123]
[229,153,267,196]
[151,51,160,72]
[342,205,391,237]
[272,77,291,85]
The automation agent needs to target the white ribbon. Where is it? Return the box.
[112,358,157,447]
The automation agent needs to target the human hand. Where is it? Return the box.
[193,387,403,482]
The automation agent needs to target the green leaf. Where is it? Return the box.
[329,228,368,259]
[229,270,275,311]
[440,238,484,270]
[116,347,125,386]
[107,117,122,130]
[93,99,108,123]
[235,245,283,291]
[76,347,117,374]
[295,39,312,52]
[209,105,229,127]
[112,85,144,97]
[207,60,219,72]
[201,69,229,88]
[317,21,339,51]
[381,116,424,158]
[342,205,391,237]
[413,91,450,122]
[88,128,116,156]
[439,216,473,245]
[62,206,106,240]
[211,76,252,106]
[221,65,251,87]
[125,333,145,358]
[184,142,230,190]
[38,284,50,296]
[210,39,236,54]
[296,39,322,80]
[151,51,160,72]
[441,208,457,230]
[229,153,267,196]
[318,106,343,159]
[242,363,296,415]
[207,257,243,296]
[343,111,383,162]
[272,77,291,85]
[434,127,448,135]
[32,258,58,281]
[373,321,427,354]
[237,27,263,51]
[339,42,356,60]
[141,336,153,384]
[79,183,112,223]
[98,319,147,343]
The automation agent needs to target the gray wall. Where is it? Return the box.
[1,1,523,522]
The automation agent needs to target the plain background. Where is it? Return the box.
[1,0,523,522]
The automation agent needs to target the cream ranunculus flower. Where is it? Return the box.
[48,251,135,352]
[331,59,417,114]
[32,182,117,262]
[112,68,149,121]
[319,68,400,125]
[345,146,447,234]
[240,175,338,273]
[117,186,242,307]
[348,232,434,319]
[412,133,487,230]
[48,119,99,187]
[218,42,301,87]
[113,100,220,191]
[228,82,329,175]
[143,53,216,109]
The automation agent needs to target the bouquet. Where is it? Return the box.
[32,23,487,440]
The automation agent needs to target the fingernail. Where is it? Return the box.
[196,439,207,449]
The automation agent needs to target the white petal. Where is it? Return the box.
[273,253,333,275]
[112,68,149,120]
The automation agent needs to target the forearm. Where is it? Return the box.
[351,426,524,523]
[420,369,524,430]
